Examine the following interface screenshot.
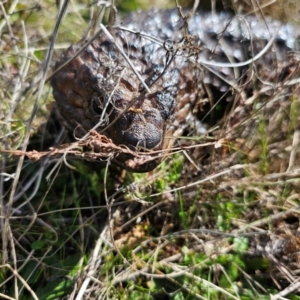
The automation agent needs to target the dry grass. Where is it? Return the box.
[1,0,300,299]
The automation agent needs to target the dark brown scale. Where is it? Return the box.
[50,9,299,172]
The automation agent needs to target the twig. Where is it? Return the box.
[99,24,151,93]
[286,130,300,172]
[75,225,110,300]
[271,276,300,299]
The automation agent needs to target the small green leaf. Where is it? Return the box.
[31,240,46,250]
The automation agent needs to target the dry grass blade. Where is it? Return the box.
[0,264,39,300]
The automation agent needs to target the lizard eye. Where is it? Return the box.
[90,94,113,116]
[91,94,106,115]
[92,99,103,115]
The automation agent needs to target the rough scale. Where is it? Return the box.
[51,9,299,172]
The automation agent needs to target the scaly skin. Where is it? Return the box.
[51,9,298,172]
